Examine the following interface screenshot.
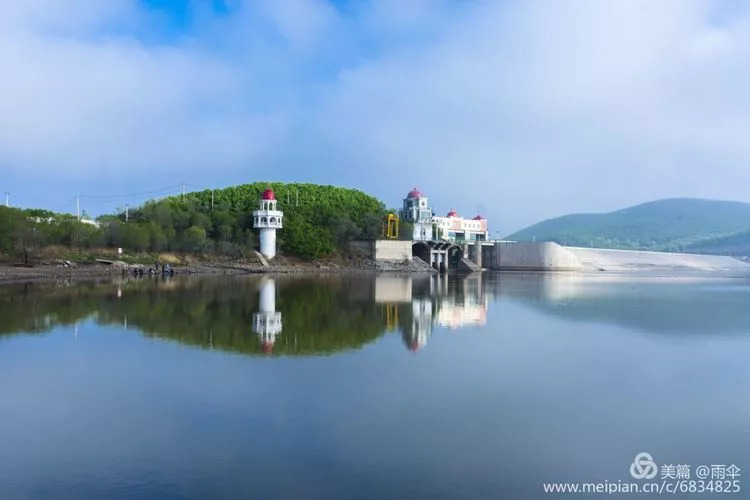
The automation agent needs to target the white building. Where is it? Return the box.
[253,188,283,259]
[401,188,489,243]
[433,210,488,242]
[402,188,433,241]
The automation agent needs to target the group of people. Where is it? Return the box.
[121,262,174,277]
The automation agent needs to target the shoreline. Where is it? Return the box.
[0,258,437,285]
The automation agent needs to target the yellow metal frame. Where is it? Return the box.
[381,213,399,239]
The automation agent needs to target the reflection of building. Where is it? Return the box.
[395,274,487,351]
[404,296,433,351]
[253,188,283,259]
[402,188,433,241]
[435,302,486,328]
[252,278,282,353]
[374,277,413,303]
[435,274,487,328]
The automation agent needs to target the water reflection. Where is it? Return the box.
[2,272,750,499]
[2,272,750,357]
[382,275,488,351]
[252,277,283,353]
[487,272,750,335]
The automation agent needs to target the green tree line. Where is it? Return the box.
[0,182,392,261]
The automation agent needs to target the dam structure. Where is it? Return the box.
[349,238,749,273]
[484,241,750,273]
[359,187,750,273]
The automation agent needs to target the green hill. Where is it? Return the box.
[0,182,387,262]
[114,182,389,259]
[505,198,750,256]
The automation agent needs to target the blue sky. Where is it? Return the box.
[1,0,750,232]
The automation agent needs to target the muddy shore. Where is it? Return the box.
[0,257,436,284]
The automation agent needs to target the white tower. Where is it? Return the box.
[252,278,283,354]
[402,188,433,241]
[253,188,283,259]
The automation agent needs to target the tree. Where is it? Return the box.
[181,226,208,253]
[328,216,361,247]
[399,221,414,241]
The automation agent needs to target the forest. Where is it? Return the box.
[0,182,405,262]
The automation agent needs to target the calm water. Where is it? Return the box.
[0,272,749,499]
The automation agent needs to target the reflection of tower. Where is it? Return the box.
[252,278,282,353]
[253,188,283,259]
[403,296,433,351]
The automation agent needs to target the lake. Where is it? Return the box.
[0,272,748,499]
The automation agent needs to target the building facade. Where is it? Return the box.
[401,188,489,243]
[433,210,488,242]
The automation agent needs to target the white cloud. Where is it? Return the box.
[2,0,750,230]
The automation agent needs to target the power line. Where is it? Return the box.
[78,184,183,201]
[12,183,213,217]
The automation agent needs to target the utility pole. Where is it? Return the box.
[296,189,299,207]
[4,191,8,207]
[211,189,214,212]
[125,204,129,223]
[76,195,80,220]
[181,183,186,201]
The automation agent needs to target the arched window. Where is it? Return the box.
[270,217,276,224]
[261,217,267,224]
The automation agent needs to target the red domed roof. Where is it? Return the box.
[261,188,276,200]
[406,187,422,199]
[447,209,459,218]
[472,214,485,220]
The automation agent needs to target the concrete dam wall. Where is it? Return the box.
[490,242,750,272]
[491,242,584,271]
[565,246,750,272]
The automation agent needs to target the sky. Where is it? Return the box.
[1,0,750,234]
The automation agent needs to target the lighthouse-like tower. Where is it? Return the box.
[402,188,433,241]
[252,278,282,353]
[253,188,283,259]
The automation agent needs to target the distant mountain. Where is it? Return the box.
[505,198,750,256]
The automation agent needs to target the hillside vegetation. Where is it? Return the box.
[506,198,750,256]
[0,182,387,262]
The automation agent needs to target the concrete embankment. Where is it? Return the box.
[490,242,750,272]
[491,242,584,271]
[565,246,749,272]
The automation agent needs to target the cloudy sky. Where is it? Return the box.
[1,0,749,233]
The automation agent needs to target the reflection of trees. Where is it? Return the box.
[0,281,108,335]
[0,277,389,356]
